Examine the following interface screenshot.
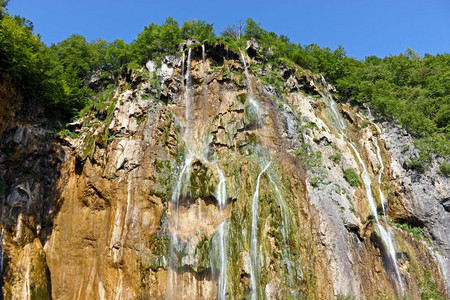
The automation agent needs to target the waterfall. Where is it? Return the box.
[168,46,233,298]
[216,166,228,300]
[240,51,253,95]
[268,174,298,287]
[240,51,262,123]
[184,48,193,146]
[372,136,387,213]
[320,75,347,131]
[201,44,208,130]
[167,154,193,297]
[167,48,196,298]
[321,75,404,295]
[347,142,380,222]
[250,162,272,300]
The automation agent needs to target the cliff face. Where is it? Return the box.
[0,42,448,299]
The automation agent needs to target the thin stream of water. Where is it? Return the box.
[250,162,272,300]
[321,75,404,295]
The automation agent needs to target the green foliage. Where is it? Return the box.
[310,176,328,188]
[406,156,428,173]
[439,161,450,176]
[336,295,355,300]
[343,168,360,187]
[130,17,181,65]
[420,270,446,300]
[294,144,322,170]
[0,10,65,113]
[360,121,371,128]
[394,222,426,240]
[329,153,342,164]
[181,19,215,42]
[334,50,449,157]
[57,129,80,139]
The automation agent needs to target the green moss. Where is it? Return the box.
[151,158,175,201]
[56,128,80,139]
[360,120,371,128]
[293,144,322,170]
[149,233,170,257]
[439,161,450,176]
[82,134,96,160]
[329,153,341,164]
[237,93,247,104]
[394,222,427,241]
[80,97,118,160]
[420,270,446,300]
[194,235,212,271]
[310,176,322,188]
[162,113,173,146]
[189,161,217,200]
[137,115,146,125]
[336,295,355,300]
[29,249,50,300]
[343,168,360,187]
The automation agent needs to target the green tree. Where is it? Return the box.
[181,19,215,42]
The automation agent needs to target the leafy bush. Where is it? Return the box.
[420,270,446,300]
[181,19,215,42]
[329,153,341,164]
[294,144,322,170]
[394,222,426,240]
[310,176,322,188]
[439,161,450,176]
[344,168,360,187]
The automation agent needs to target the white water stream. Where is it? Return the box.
[168,45,231,299]
[240,52,262,122]
[250,162,272,300]
[372,136,387,214]
[216,167,228,300]
[321,75,404,295]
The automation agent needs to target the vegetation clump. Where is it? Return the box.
[343,168,360,187]
[329,153,341,164]
[439,161,450,176]
[394,222,426,240]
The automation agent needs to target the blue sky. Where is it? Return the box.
[6,0,450,59]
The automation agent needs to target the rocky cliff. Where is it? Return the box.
[0,41,448,299]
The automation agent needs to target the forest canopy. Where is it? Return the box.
[0,2,448,162]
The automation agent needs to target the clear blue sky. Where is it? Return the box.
[6,0,450,59]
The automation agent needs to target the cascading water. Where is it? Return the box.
[268,174,298,287]
[184,48,193,146]
[320,75,404,295]
[168,46,232,299]
[167,48,195,298]
[240,52,262,123]
[372,136,387,214]
[201,45,208,125]
[167,154,193,297]
[250,162,272,300]
[215,167,228,300]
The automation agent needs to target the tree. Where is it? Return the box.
[160,17,181,53]
[181,19,215,42]
[221,20,244,40]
